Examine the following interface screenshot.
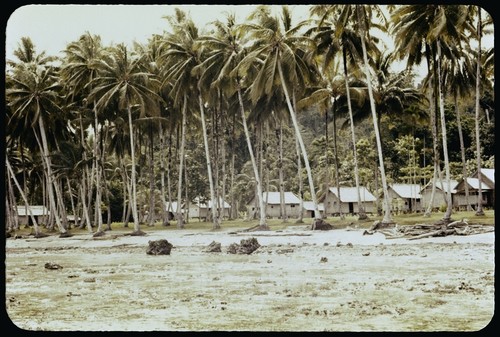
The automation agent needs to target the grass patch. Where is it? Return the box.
[8,210,494,237]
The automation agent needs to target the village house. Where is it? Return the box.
[187,197,231,220]
[302,201,325,218]
[247,191,302,219]
[454,168,495,210]
[164,201,182,220]
[323,186,376,216]
[420,179,458,211]
[15,205,50,226]
[387,183,422,213]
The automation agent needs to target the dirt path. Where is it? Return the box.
[4,227,495,331]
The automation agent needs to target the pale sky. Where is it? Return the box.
[5,4,493,82]
[5,4,311,61]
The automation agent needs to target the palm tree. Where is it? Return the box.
[297,61,345,219]
[310,4,371,220]
[6,40,70,236]
[239,5,323,228]
[160,15,217,229]
[355,4,393,224]
[197,12,269,228]
[442,48,475,211]
[60,32,105,234]
[5,155,45,237]
[392,5,472,222]
[472,6,485,216]
[391,5,440,217]
[88,43,160,235]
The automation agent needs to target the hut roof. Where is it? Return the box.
[262,192,301,205]
[474,168,495,187]
[328,186,376,202]
[193,197,231,209]
[389,184,422,199]
[302,201,324,211]
[16,205,50,216]
[422,179,458,193]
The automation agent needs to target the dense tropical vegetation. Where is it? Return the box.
[5,5,494,236]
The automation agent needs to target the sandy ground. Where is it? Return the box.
[4,225,495,332]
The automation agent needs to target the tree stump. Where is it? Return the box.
[227,237,260,254]
[311,218,333,230]
[146,239,173,255]
[204,241,222,253]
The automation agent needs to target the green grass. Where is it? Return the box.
[8,209,495,237]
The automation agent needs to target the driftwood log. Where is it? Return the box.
[365,219,494,240]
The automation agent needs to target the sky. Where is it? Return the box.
[5,4,494,81]
[5,4,311,61]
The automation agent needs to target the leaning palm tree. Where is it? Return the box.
[355,4,393,224]
[6,43,71,236]
[5,155,45,237]
[88,43,161,235]
[239,5,323,228]
[297,62,346,219]
[197,12,269,229]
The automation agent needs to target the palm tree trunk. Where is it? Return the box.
[343,47,366,220]
[6,193,14,232]
[54,178,69,230]
[198,91,220,229]
[455,93,472,211]
[237,86,268,228]
[127,103,141,233]
[100,126,112,230]
[436,41,453,222]
[79,184,93,233]
[332,102,344,219]
[37,116,67,234]
[474,9,484,216]
[6,166,19,230]
[6,157,42,236]
[278,61,320,226]
[356,5,392,224]
[423,51,439,217]
[167,134,174,223]
[93,108,103,233]
[276,119,287,222]
[295,135,304,223]
[159,122,170,226]
[229,112,237,219]
[148,127,156,227]
[176,95,188,228]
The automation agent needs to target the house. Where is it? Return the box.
[302,201,325,218]
[420,179,458,211]
[323,186,376,215]
[16,205,50,225]
[474,168,495,188]
[187,197,231,220]
[247,191,302,219]
[165,201,183,220]
[387,184,422,213]
[454,168,495,209]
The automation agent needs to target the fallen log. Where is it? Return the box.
[372,220,494,240]
[446,219,468,228]
[407,228,455,240]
